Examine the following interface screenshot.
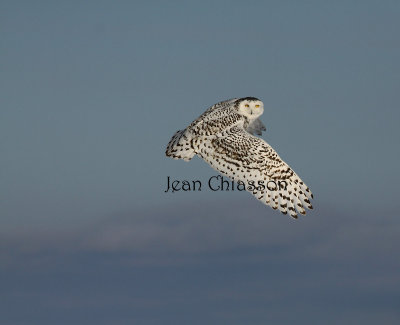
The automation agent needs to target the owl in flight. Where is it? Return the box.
[165,97,313,218]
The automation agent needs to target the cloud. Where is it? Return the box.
[1,200,399,325]
[1,199,399,267]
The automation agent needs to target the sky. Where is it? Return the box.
[1,1,400,324]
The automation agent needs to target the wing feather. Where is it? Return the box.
[246,118,266,136]
[196,125,313,218]
[187,98,238,132]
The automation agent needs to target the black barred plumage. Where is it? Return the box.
[165,97,314,219]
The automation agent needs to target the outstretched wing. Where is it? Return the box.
[246,118,266,135]
[187,98,238,131]
[196,125,313,218]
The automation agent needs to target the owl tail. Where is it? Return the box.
[165,129,195,161]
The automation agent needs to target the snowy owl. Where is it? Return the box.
[165,97,313,218]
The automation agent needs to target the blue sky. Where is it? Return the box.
[1,1,400,324]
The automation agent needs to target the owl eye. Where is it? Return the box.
[255,104,260,108]
[245,104,250,107]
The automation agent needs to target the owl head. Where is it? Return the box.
[236,97,264,119]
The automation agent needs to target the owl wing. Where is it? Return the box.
[197,125,313,218]
[188,98,238,131]
[246,118,266,136]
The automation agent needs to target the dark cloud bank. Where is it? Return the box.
[1,200,399,325]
